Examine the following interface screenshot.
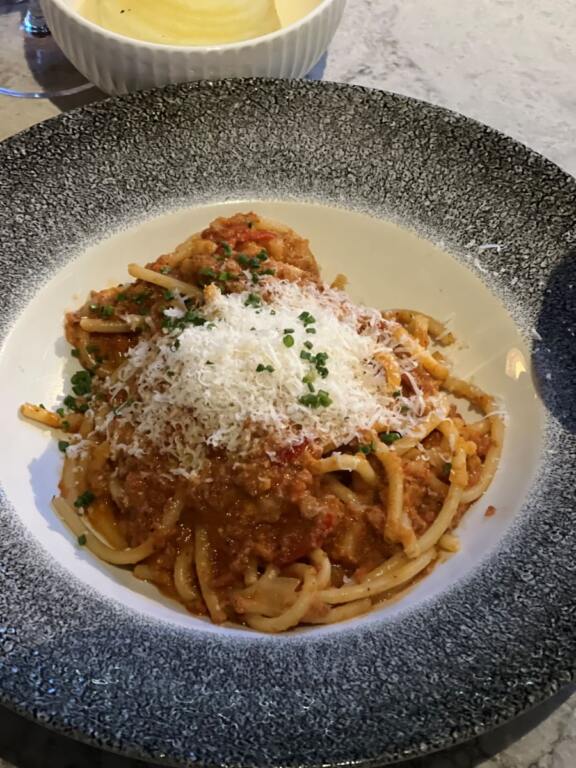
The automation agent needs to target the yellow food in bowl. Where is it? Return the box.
[79,0,321,46]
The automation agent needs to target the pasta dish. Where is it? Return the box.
[21,213,504,632]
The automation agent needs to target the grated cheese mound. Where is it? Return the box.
[101,279,447,477]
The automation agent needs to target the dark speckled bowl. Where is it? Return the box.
[0,79,575,767]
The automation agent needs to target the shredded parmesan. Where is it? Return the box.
[99,279,446,477]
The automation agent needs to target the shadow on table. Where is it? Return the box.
[531,248,576,435]
[0,684,574,768]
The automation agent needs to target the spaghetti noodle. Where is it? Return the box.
[21,212,504,632]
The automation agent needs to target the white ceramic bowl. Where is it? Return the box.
[41,0,346,95]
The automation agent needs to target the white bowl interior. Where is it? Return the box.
[0,201,544,637]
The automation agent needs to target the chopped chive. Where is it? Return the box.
[283,335,295,348]
[300,350,311,360]
[400,405,410,414]
[244,293,262,308]
[206,361,214,365]
[298,390,332,409]
[442,461,452,479]
[58,440,70,453]
[358,443,375,455]
[74,490,95,509]
[61,419,70,430]
[306,328,317,335]
[218,271,234,282]
[256,250,268,261]
[304,341,313,350]
[283,328,295,334]
[56,407,65,417]
[392,390,402,398]
[71,348,80,359]
[164,289,175,300]
[260,268,275,276]
[298,311,316,326]
[77,534,87,546]
[71,370,92,397]
[314,352,329,366]
[199,267,217,281]
[379,431,402,445]
[256,364,274,373]
[99,305,114,318]
[221,242,232,256]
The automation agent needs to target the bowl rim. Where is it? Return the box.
[45,0,340,52]
[1,77,576,768]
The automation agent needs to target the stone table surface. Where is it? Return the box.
[1,0,575,766]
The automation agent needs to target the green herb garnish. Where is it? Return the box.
[74,491,95,509]
[298,389,332,409]
[58,440,70,453]
[71,370,92,397]
[244,293,262,308]
[379,431,402,445]
[163,309,206,332]
[358,443,375,455]
[218,271,237,282]
[77,534,87,546]
[256,364,274,373]
[283,335,295,348]
[298,311,316,327]
[199,267,217,282]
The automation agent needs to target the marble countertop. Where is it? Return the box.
[1,0,575,766]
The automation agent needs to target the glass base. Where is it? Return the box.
[0,0,93,99]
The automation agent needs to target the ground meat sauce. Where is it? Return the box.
[59,212,497,625]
